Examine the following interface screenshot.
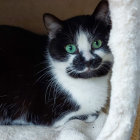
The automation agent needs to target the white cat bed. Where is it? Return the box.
[0,0,140,140]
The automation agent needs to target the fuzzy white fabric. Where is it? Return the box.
[0,113,106,140]
[96,0,140,139]
[1,0,140,139]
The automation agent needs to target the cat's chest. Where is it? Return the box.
[55,72,109,114]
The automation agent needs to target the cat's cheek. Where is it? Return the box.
[49,50,69,62]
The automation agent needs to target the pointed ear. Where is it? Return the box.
[92,0,111,25]
[43,13,62,39]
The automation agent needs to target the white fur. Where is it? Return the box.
[49,55,109,127]
[49,29,111,128]
[94,50,113,62]
[76,30,93,61]
[1,0,139,139]
[12,119,31,125]
[76,29,113,66]
[11,114,33,125]
[0,112,107,140]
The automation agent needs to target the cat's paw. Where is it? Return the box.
[69,113,99,123]
[56,119,91,140]
[57,129,90,140]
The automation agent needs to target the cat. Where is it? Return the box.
[0,0,113,127]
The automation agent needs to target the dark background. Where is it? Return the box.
[0,0,98,33]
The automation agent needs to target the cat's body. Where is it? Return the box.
[0,0,113,127]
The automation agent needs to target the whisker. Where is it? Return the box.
[35,66,52,75]
[34,67,52,84]
[34,61,47,67]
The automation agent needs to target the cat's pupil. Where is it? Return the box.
[69,46,72,50]
[95,41,100,46]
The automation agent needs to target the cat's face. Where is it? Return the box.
[44,0,113,79]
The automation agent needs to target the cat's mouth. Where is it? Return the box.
[66,61,112,79]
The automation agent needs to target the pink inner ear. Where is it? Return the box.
[48,23,62,39]
[49,22,61,32]
[92,0,109,23]
[43,13,62,32]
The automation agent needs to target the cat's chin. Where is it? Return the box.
[67,61,112,79]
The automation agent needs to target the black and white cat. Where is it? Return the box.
[0,0,113,127]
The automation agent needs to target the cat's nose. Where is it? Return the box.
[85,58,102,69]
[85,60,93,67]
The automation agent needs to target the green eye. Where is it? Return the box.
[65,44,77,54]
[92,40,102,49]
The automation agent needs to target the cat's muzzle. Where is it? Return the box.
[66,61,112,79]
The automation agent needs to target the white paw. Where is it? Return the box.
[56,119,91,140]
[57,129,90,140]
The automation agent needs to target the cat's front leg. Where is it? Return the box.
[69,113,99,123]
[90,112,107,140]
[57,119,91,140]
[56,112,107,140]
[57,128,90,140]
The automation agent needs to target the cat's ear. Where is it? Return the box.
[92,0,111,25]
[43,13,62,39]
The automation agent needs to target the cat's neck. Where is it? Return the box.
[49,55,110,113]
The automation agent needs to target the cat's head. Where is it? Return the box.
[44,0,113,79]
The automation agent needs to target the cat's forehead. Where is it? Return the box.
[63,16,95,35]
[75,28,94,61]
[76,29,91,51]
[62,15,110,41]
[62,18,103,44]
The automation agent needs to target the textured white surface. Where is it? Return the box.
[0,112,107,140]
[0,0,140,139]
[96,0,140,139]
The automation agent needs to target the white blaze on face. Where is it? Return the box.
[76,30,94,61]
[94,49,113,62]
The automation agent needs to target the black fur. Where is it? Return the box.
[0,25,79,125]
[0,0,112,126]
[49,15,111,62]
